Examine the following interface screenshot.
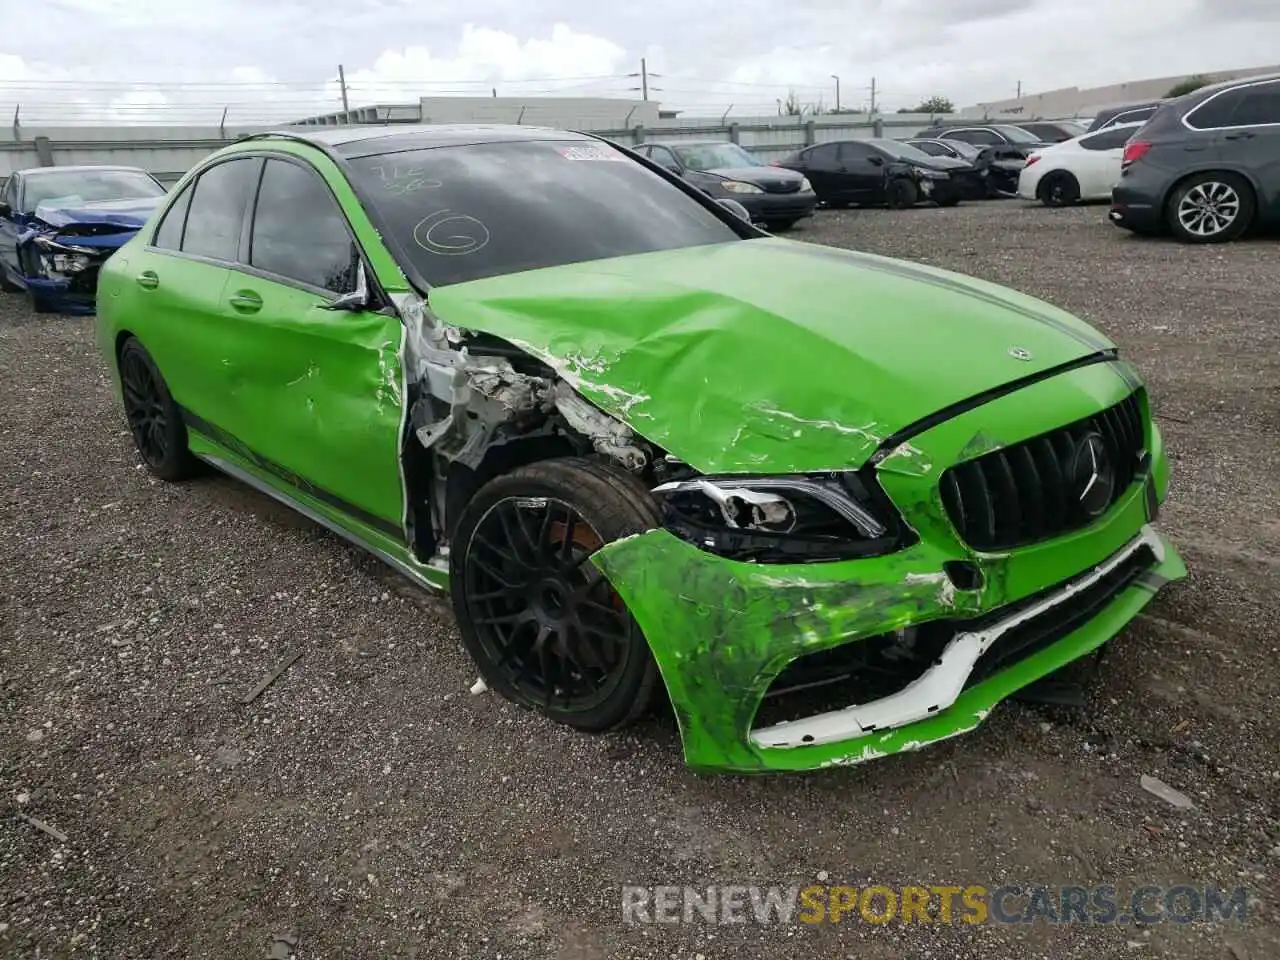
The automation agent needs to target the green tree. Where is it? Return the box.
[910,95,955,114]
[1166,74,1210,98]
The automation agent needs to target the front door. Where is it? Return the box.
[212,155,407,539]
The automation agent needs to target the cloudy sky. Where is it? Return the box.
[1,0,1277,124]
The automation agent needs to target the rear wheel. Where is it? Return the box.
[450,457,663,732]
[1037,171,1080,207]
[886,178,919,209]
[118,337,200,482]
[1165,172,1255,243]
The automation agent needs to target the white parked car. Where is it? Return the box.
[1017,121,1146,207]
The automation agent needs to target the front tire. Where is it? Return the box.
[764,218,800,231]
[1165,172,1255,243]
[118,337,200,482]
[1037,171,1080,207]
[450,457,663,733]
[886,178,919,209]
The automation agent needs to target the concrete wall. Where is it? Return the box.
[0,113,944,181]
[960,64,1280,120]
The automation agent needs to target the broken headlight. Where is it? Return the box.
[33,236,98,274]
[651,474,907,563]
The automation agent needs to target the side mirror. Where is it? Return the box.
[869,156,884,166]
[716,198,752,222]
[323,258,372,312]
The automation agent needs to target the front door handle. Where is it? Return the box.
[136,270,159,290]
[1224,131,1255,140]
[228,290,262,313]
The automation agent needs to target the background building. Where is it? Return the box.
[293,95,661,130]
[960,63,1280,120]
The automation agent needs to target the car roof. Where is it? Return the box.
[16,164,150,177]
[245,123,599,158]
[1181,70,1280,99]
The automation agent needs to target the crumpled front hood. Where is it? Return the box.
[428,237,1115,474]
[33,196,163,230]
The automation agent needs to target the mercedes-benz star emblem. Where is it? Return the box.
[1008,347,1033,361]
[1071,432,1116,519]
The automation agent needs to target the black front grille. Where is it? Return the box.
[763,179,802,194]
[940,391,1146,551]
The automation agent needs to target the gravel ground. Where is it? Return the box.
[2,200,1278,960]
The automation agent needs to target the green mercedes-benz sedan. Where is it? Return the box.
[94,124,1185,774]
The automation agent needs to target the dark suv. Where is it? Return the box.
[1110,74,1280,243]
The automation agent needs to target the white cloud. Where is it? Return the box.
[1,1,1278,125]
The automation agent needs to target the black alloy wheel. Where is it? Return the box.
[451,457,662,732]
[1038,171,1080,207]
[118,337,199,481]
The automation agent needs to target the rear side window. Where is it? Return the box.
[152,183,193,250]
[249,158,358,294]
[1231,81,1280,126]
[181,157,261,261]
[1079,126,1136,151]
[1184,88,1248,130]
[946,129,1000,145]
[804,144,839,163]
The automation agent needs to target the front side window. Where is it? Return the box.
[838,141,877,162]
[152,182,193,250]
[347,139,741,288]
[249,158,358,294]
[181,157,261,262]
[19,168,165,213]
[648,146,681,172]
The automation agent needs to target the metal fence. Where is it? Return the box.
[0,112,945,178]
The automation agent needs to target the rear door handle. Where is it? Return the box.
[228,290,263,313]
[136,270,159,290]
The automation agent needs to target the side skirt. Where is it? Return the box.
[196,450,449,595]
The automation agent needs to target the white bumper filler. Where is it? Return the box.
[750,525,1166,749]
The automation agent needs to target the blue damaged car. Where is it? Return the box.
[0,165,167,314]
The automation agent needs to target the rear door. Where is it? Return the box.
[212,154,407,536]
[791,143,841,197]
[835,141,887,201]
[120,155,260,428]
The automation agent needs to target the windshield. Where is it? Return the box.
[672,142,764,170]
[941,139,981,158]
[868,139,938,163]
[22,168,165,212]
[348,139,742,288]
[992,125,1043,144]
[1057,120,1087,136]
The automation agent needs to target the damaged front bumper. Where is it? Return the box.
[15,231,131,315]
[590,363,1186,774]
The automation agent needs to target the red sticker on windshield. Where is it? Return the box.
[556,144,625,161]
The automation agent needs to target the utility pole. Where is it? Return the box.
[641,58,649,100]
[338,64,349,112]
[869,76,877,114]
[831,74,841,111]
[1016,80,1022,99]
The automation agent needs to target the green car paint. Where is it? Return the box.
[94,129,1185,775]
[425,237,1115,475]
